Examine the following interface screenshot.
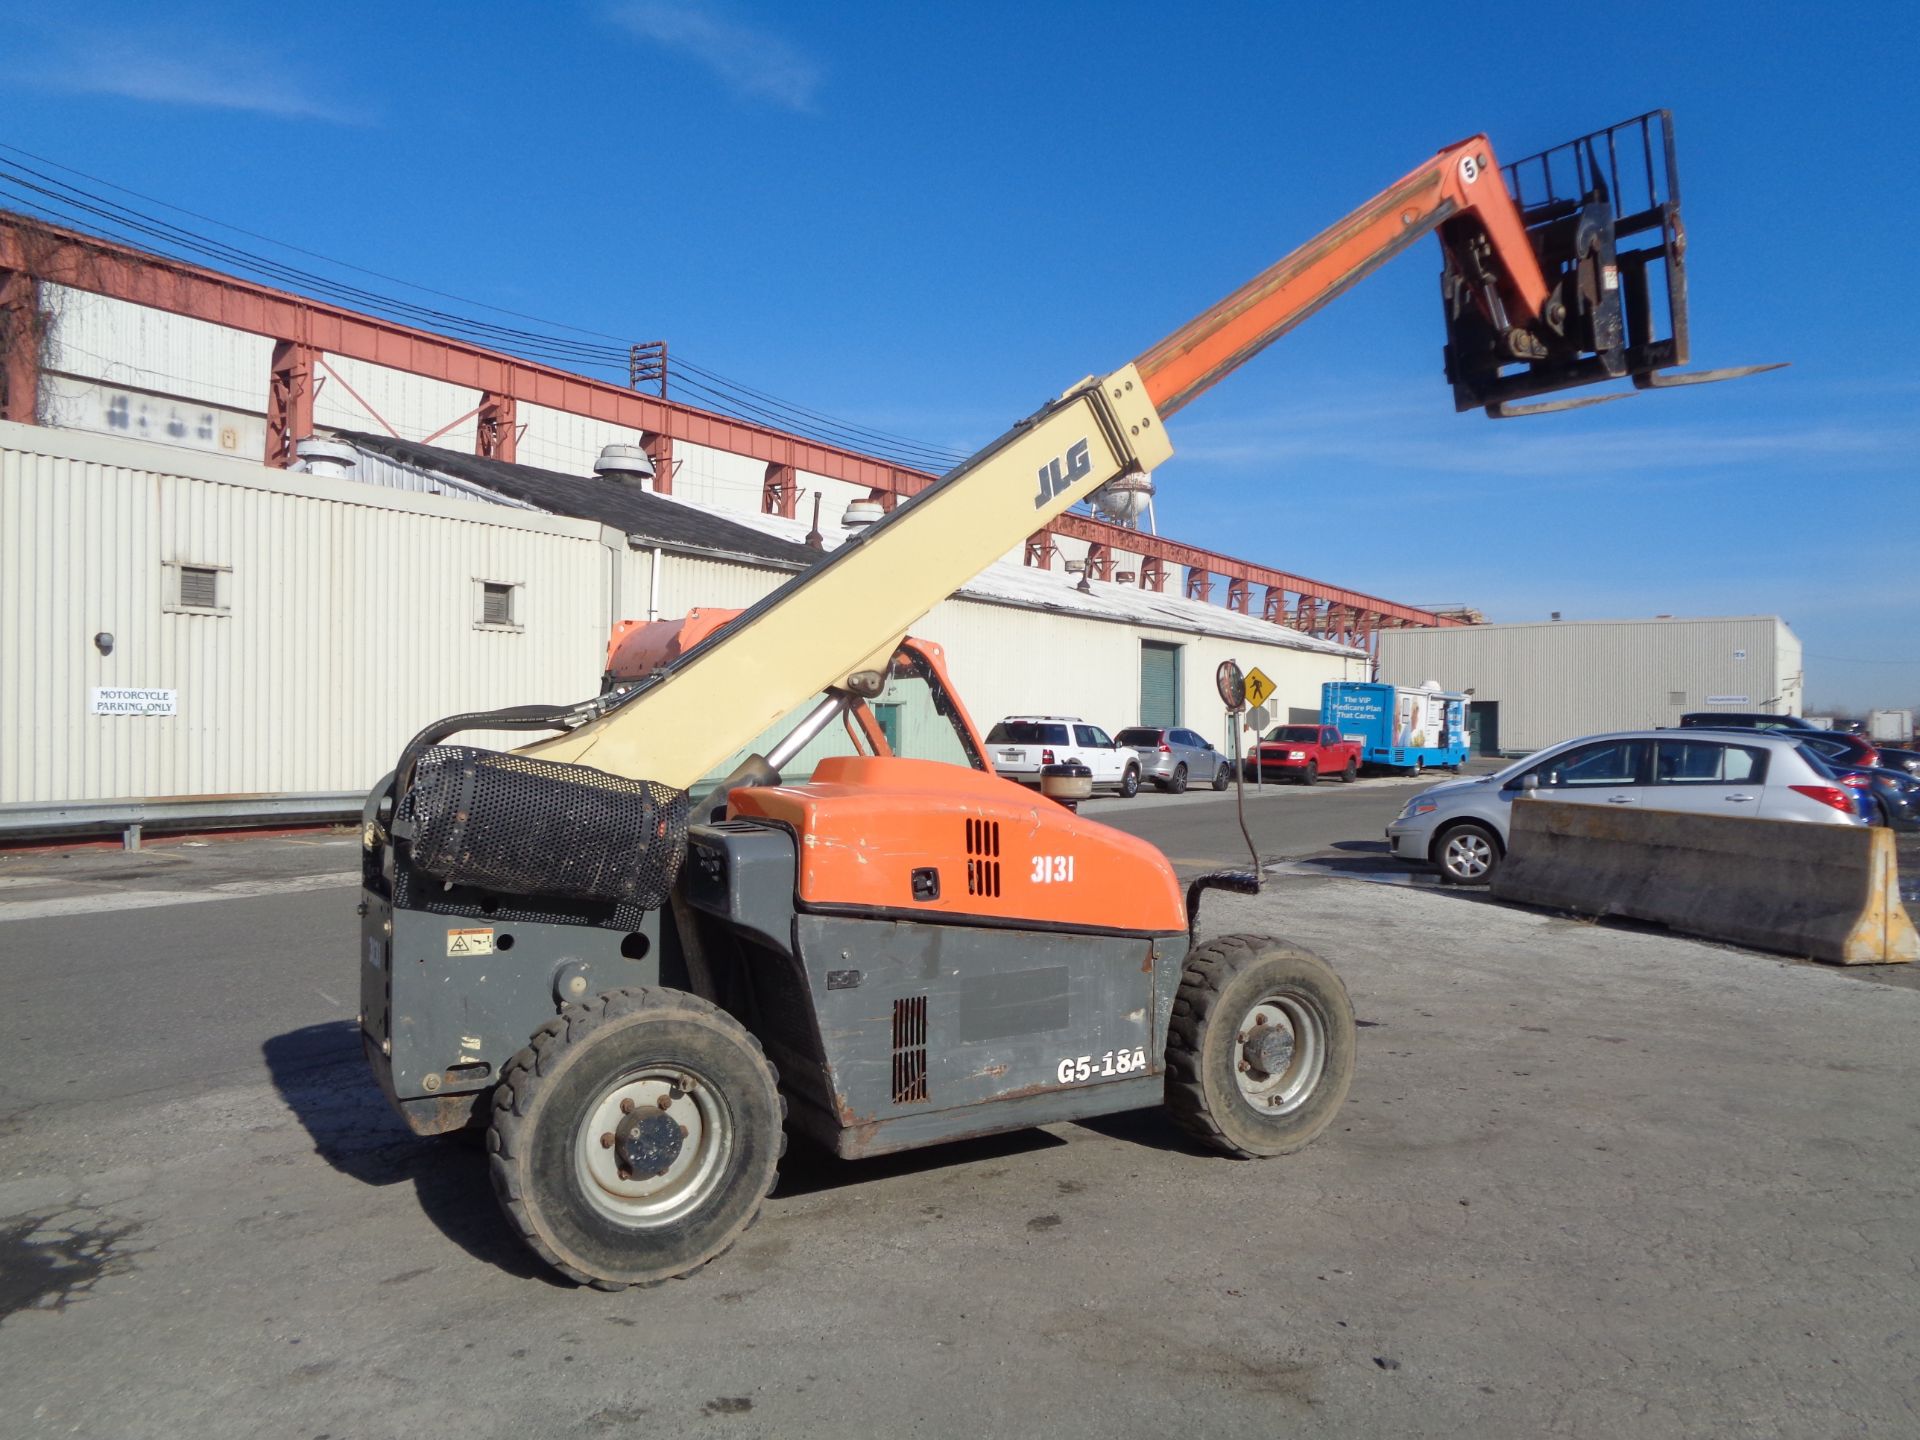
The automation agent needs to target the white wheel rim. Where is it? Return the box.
[1232,992,1327,1115]
[574,1063,732,1226]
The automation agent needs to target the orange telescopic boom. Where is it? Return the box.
[1138,110,1779,420]
[1137,133,1546,417]
[499,111,1778,792]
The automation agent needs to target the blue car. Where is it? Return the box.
[1833,763,1920,832]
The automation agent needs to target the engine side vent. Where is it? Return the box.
[891,995,929,1105]
[963,817,1001,899]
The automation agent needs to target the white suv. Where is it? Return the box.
[985,716,1142,798]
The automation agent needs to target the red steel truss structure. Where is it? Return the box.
[0,212,1456,650]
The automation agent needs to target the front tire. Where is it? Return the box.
[1300,761,1318,786]
[1170,763,1189,795]
[488,987,783,1289]
[1434,822,1501,886]
[1212,763,1232,791]
[1118,765,1140,799]
[1164,935,1356,1158]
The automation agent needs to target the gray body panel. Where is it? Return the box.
[794,915,1182,1156]
[359,851,672,1134]
[363,816,1190,1155]
[680,819,1188,1157]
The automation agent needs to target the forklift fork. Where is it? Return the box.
[1444,110,1784,417]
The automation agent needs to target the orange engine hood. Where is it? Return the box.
[729,756,1186,935]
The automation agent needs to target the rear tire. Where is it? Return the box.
[1212,763,1232,791]
[1300,761,1318,786]
[1341,759,1357,783]
[1434,821,1501,886]
[488,987,783,1289]
[1170,763,1189,795]
[1164,935,1356,1158]
[1118,765,1140,799]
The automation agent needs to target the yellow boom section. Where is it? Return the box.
[518,367,1172,789]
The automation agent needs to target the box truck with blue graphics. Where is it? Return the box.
[1321,681,1469,773]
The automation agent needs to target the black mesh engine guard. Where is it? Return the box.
[398,745,689,908]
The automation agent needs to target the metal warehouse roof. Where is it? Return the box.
[331,433,1361,659]
[338,432,819,568]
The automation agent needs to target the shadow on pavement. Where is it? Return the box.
[1070,1104,1215,1156]
[262,1021,558,1284]
[1298,851,1421,877]
[264,1023,1089,1268]
[772,1127,1066,1199]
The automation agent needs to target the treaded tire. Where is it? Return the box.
[1212,763,1232,791]
[1341,760,1357,783]
[1300,761,1318,786]
[1170,764,1189,795]
[1119,765,1140,799]
[488,986,783,1290]
[1164,935,1356,1159]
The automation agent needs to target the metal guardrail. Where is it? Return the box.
[0,793,364,848]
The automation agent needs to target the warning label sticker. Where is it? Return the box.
[446,928,494,957]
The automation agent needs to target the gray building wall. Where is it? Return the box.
[1,421,1360,809]
[1377,617,1803,755]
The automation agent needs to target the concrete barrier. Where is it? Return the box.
[1490,800,1918,965]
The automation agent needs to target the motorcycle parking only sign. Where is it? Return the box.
[90,688,178,716]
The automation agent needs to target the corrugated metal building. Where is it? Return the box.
[1377,616,1803,755]
[0,420,1365,818]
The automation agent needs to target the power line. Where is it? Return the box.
[0,145,968,470]
[0,166,630,364]
[0,139,638,347]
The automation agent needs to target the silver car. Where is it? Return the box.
[1114,726,1233,793]
[1385,729,1868,886]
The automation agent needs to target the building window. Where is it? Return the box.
[475,580,521,631]
[164,561,231,615]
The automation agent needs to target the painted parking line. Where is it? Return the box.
[0,871,358,923]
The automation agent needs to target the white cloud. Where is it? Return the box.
[9,32,367,124]
[608,1,822,112]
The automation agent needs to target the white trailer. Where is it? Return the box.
[1868,709,1914,744]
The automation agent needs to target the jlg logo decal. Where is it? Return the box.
[1032,438,1092,509]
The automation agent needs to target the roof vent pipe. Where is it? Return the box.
[296,437,357,479]
[842,498,885,529]
[594,443,656,486]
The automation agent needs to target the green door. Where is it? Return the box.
[871,703,902,753]
[1139,642,1181,728]
[1468,701,1499,756]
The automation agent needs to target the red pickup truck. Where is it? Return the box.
[1247,724,1362,784]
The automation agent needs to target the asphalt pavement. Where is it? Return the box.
[2,786,1918,1438]
[1082,766,1452,877]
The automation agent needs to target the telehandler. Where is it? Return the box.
[358,112,1775,1287]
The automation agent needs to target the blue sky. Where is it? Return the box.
[3,1,1914,711]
